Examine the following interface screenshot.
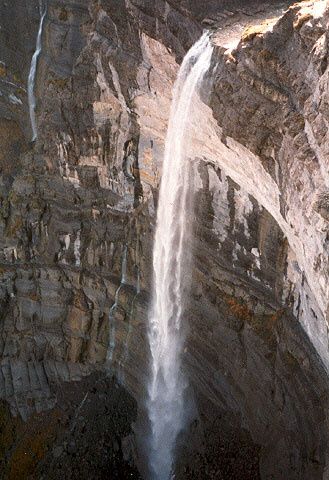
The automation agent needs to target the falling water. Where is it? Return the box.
[118,265,141,382]
[28,1,47,141]
[147,32,213,480]
[108,245,128,362]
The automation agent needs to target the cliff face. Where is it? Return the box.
[0,0,199,416]
[185,2,329,478]
[1,0,329,479]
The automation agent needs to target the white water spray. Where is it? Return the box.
[28,1,47,142]
[147,33,213,480]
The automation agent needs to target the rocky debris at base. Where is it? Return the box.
[1,0,329,479]
[0,373,141,480]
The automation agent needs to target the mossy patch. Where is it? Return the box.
[0,402,16,467]
[7,216,23,237]
[0,407,61,480]
[49,77,69,89]
[6,422,56,480]
[59,7,68,22]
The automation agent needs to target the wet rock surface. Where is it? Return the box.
[175,416,261,480]
[1,0,329,479]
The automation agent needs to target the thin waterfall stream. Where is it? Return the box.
[28,1,47,142]
[147,32,213,480]
[108,244,128,363]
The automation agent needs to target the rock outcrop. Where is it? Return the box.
[0,0,200,419]
[1,0,329,479]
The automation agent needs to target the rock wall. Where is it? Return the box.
[1,0,329,479]
[210,0,329,367]
[0,0,200,419]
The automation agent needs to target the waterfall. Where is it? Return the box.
[118,265,141,382]
[28,1,47,142]
[147,32,213,480]
[108,245,128,362]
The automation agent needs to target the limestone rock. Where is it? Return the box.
[1,1,329,479]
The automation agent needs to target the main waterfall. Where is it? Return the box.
[28,1,47,142]
[147,33,213,480]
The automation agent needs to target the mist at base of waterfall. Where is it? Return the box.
[145,32,214,480]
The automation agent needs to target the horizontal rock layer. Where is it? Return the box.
[1,0,329,479]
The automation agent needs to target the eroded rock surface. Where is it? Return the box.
[1,0,329,479]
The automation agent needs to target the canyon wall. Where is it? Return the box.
[1,1,329,479]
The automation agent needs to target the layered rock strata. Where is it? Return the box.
[1,1,329,479]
